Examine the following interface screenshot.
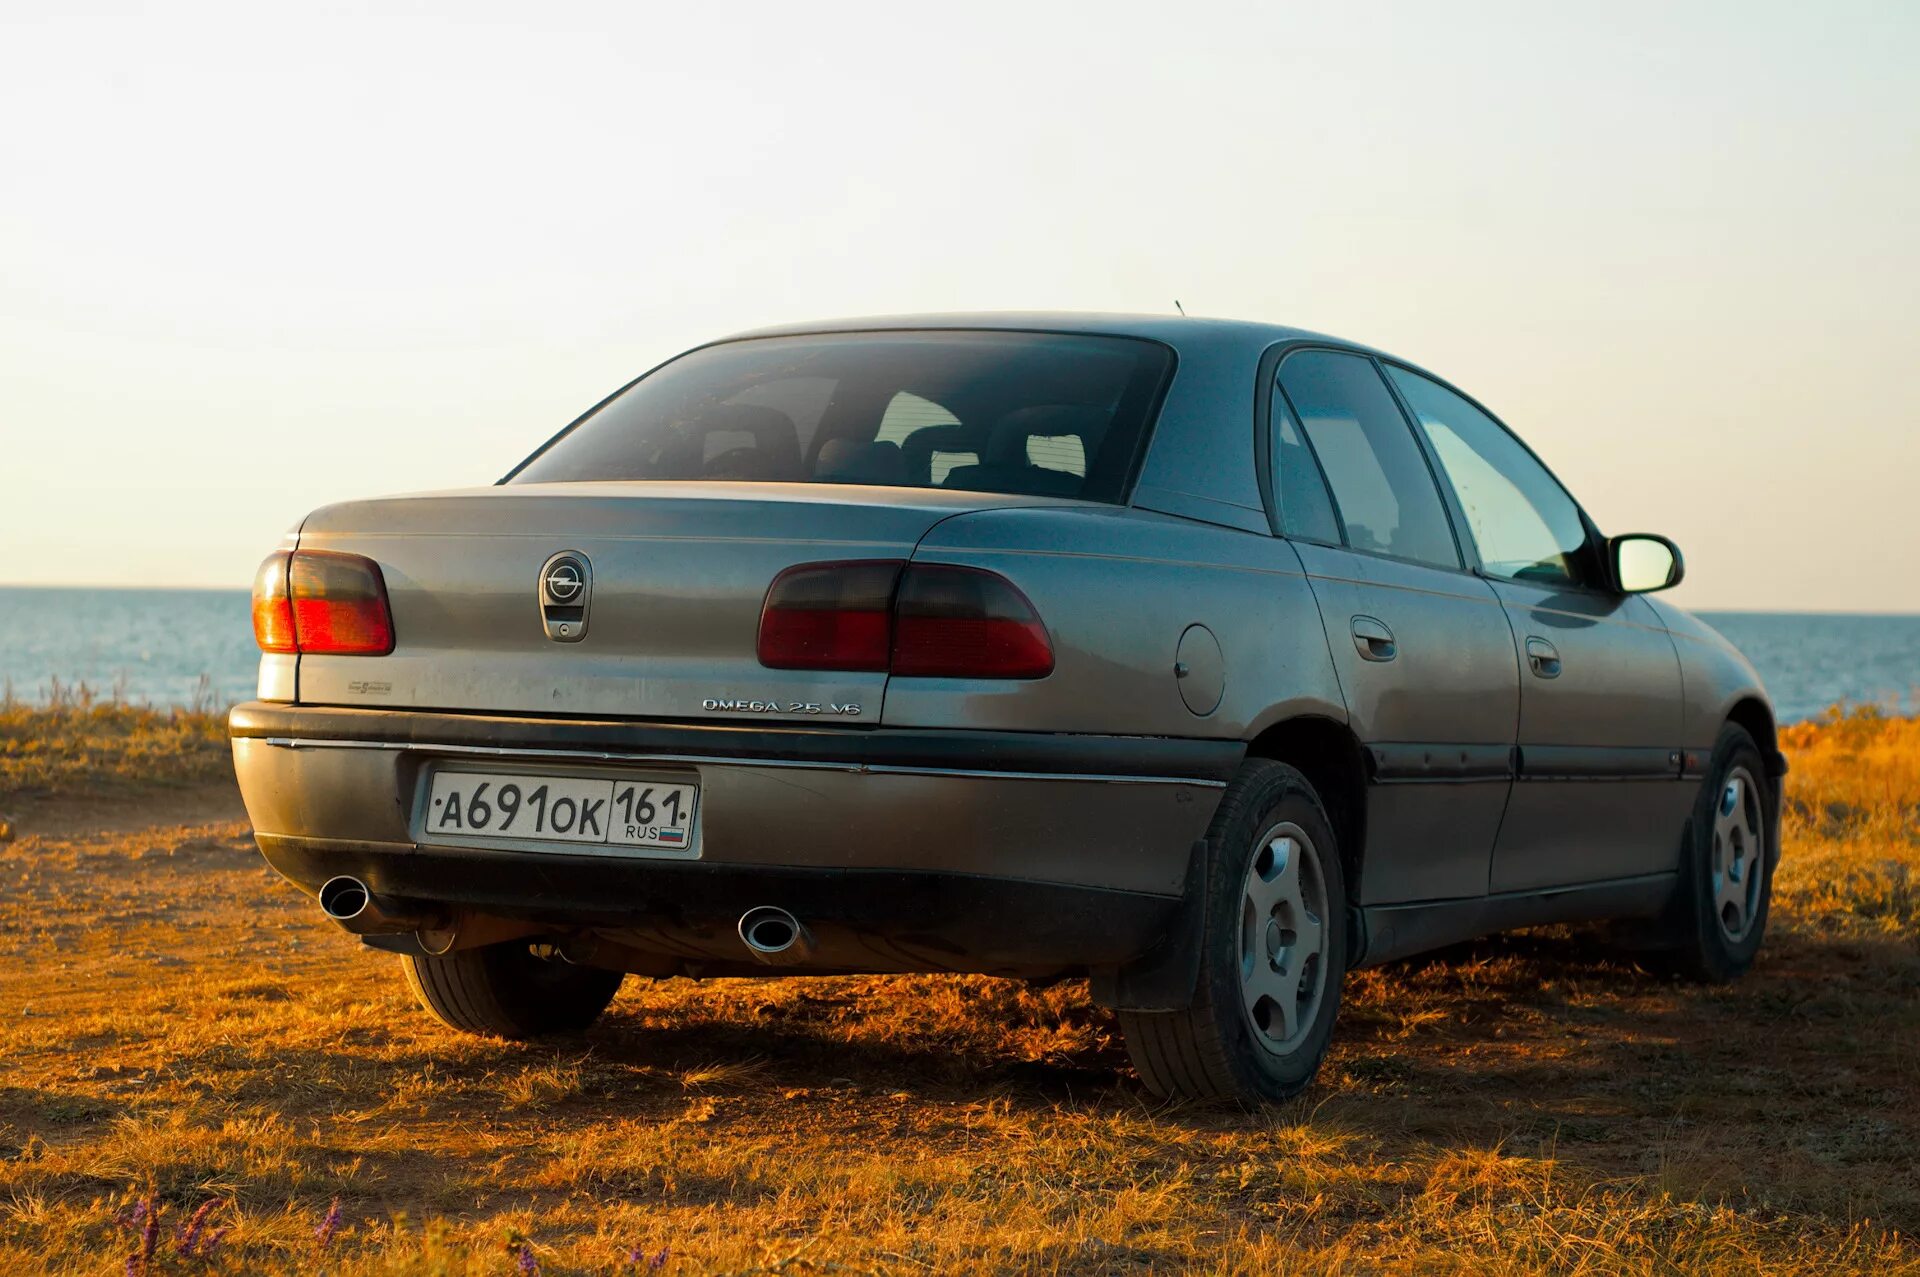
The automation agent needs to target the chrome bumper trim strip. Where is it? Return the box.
[256,737,1228,789]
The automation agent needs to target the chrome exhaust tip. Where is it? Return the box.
[317,875,448,936]
[737,906,814,965]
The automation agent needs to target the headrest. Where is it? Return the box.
[696,403,802,479]
[702,403,800,444]
[816,437,907,485]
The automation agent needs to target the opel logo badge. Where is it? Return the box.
[544,563,584,601]
[538,551,592,642]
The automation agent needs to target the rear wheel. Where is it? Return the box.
[1119,759,1348,1104]
[1659,723,1775,982]
[403,942,625,1038]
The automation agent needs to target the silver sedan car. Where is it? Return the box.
[231,313,1783,1104]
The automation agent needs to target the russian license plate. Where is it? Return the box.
[422,769,698,853]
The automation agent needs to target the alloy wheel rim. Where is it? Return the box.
[1238,821,1330,1055]
[1711,764,1766,943]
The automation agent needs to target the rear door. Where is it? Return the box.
[1383,365,1690,891]
[1270,350,1519,905]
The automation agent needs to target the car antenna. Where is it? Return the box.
[1174,299,1186,316]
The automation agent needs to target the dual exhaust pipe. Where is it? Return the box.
[318,876,814,965]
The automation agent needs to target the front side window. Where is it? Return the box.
[1387,367,1593,586]
[510,332,1173,503]
[1275,350,1460,569]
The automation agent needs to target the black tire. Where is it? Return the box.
[1658,723,1775,983]
[403,943,625,1038]
[1119,759,1348,1104]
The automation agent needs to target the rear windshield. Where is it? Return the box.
[507,331,1174,503]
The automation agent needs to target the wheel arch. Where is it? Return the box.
[1098,712,1368,1015]
[1243,714,1369,901]
[1723,694,1785,866]
[1725,695,1779,767]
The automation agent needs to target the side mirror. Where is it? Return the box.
[1609,534,1684,594]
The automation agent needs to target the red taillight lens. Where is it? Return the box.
[757,560,903,670]
[892,564,1054,679]
[251,552,296,653]
[251,549,394,656]
[755,560,1052,680]
[290,551,394,655]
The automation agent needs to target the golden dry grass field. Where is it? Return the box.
[1,700,1916,1274]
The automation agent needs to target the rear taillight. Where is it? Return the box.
[756,560,1053,679]
[891,564,1054,679]
[251,552,296,653]
[251,550,395,656]
[757,560,900,671]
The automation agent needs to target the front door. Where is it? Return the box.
[1383,364,1692,892]
[1271,350,1519,906]
[1484,582,1689,889]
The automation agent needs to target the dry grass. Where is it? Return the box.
[0,707,1915,1273]
[0,680,229,810]
[1776,708,1920,939]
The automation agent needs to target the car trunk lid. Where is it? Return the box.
[290,481,1069,723]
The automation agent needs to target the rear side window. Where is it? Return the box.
[1268,390,1341,544]
[510,332,1173,504]
[1275,350,1460,569]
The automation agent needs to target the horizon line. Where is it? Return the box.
[2,581,1917,619]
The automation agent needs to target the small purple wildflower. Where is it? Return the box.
[649,1247,670,1270]
[517,1242,540,1275]
[175,1200,218,1257]
[315,1196,343,1250]
[133,1201,159,1276]
[625,1245,669,1270]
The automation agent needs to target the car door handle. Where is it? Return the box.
[1525,636,1562,679]
[1351,616,1397,662]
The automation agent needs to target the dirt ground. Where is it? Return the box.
[3,702,1920,1267]
[2,734,1917,1272]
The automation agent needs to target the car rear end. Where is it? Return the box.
[230,326,1236,979]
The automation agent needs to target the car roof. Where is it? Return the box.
[722,311,1397,363]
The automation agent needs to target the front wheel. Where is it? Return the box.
[403,942,625,1038]
[1119,759,1348,1104]
[1659,723,1775,982]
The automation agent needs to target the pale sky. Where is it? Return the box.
[2,0,1915,610]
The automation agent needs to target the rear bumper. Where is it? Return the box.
[253,834,1193,974]
[229,703,1237,974]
